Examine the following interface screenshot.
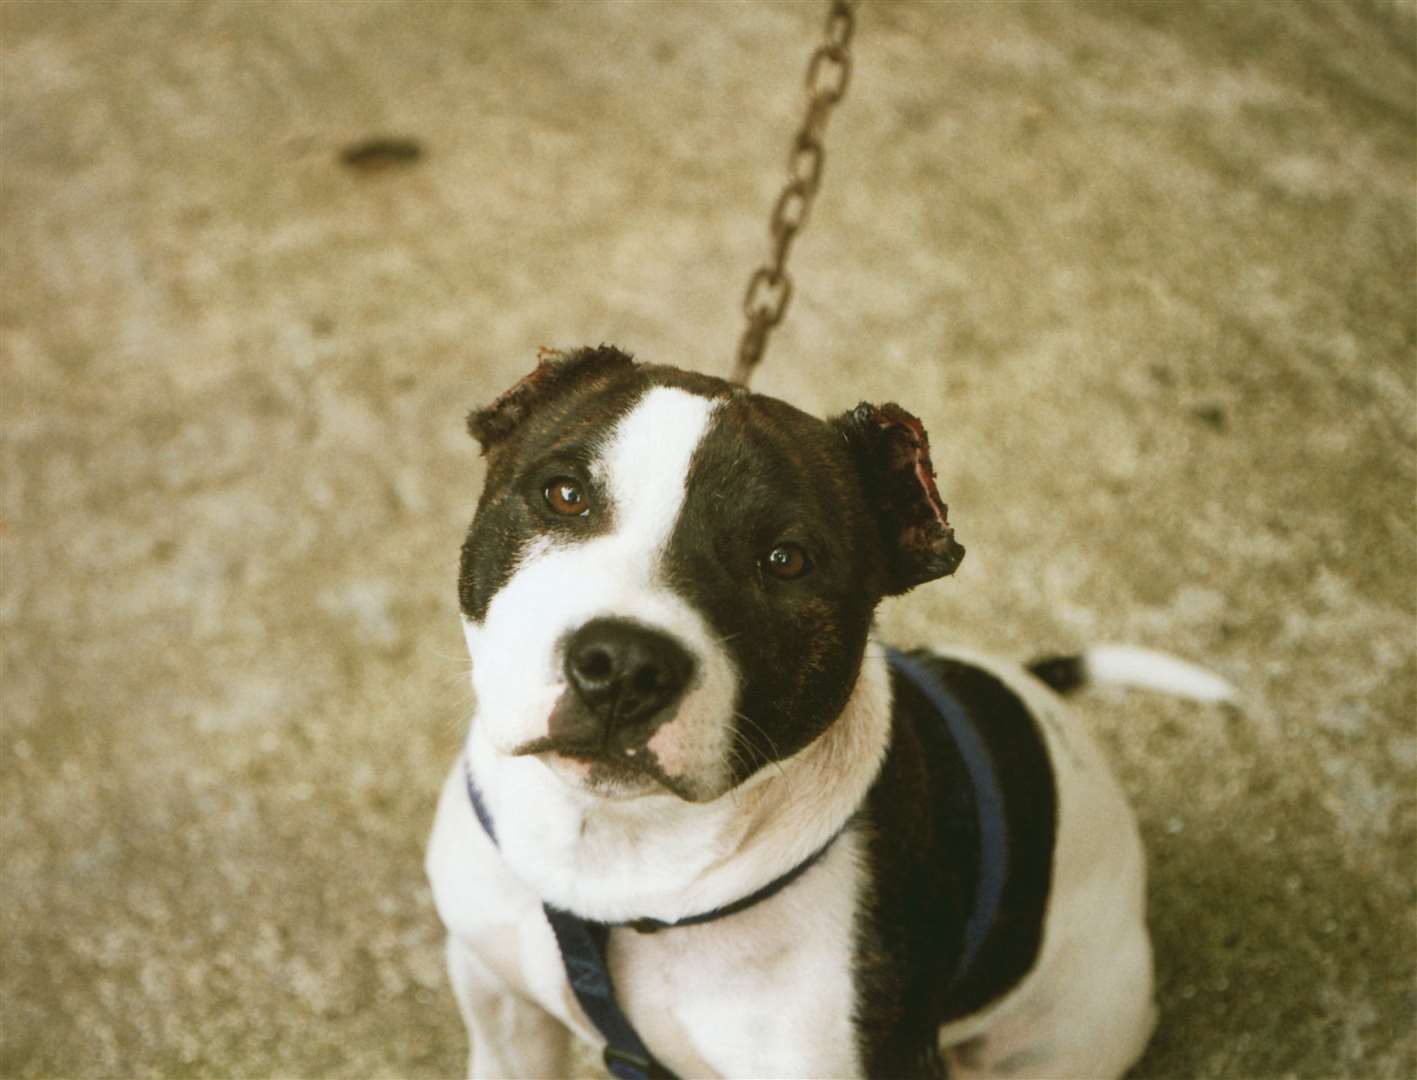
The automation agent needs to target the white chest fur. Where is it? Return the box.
[605,828,864,1077]
[425,759,867,1078]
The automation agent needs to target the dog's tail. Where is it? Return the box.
[1027,645,1235,703]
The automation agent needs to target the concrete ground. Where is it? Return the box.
[2,1,1413,1077]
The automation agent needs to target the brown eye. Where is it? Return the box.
[763,543,811,580]
[544,477,590,517]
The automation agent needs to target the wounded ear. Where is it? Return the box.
[468,345,637,452]
[834,401,965,595]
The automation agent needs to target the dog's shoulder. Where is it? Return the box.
[851,648,1059,1075]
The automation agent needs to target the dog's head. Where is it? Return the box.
[458,346,963,802]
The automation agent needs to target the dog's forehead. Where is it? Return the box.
[496,363,723,459]
[512,364,657,459]
[683,392,865,522]
[593,384,723,535]
[618,377,863,529]
[711,392,846,463]
[489,361,861,524]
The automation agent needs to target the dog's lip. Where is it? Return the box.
[508,736,699,801]
[509,734,650,775]
[509,734,607,760]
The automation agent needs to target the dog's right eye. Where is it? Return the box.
[763,543,812,580]
[544,477,591,518]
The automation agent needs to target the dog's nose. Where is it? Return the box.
[563,619,695,738]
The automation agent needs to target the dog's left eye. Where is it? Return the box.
[544,478,591,517]
[763,543,811,580]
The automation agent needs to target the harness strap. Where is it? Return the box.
[464,775,674,1078]
[462,648,1007,1075]
[541,908,672,1080]
[885,647,1009,985]
[464,765,839,1079]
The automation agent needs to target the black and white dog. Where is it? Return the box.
[426,346,1231,1078]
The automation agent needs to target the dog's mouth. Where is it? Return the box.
[509,735,697,801]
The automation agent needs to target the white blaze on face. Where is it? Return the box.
[463,386,738,797]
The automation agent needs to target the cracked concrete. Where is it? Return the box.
[2,1,1413,1076]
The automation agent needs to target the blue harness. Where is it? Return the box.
[463,647,1007,1080]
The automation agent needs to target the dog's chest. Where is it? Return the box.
[430,763,870,1077]
[456,897,864,1076]
[610,831,866,1077]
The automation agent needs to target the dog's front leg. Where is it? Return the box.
[445,934,573,1079]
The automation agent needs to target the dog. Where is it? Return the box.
[426,345,1233,1078]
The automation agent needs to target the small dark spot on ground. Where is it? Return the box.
[1191,403,1228,430]
[339,137,424,172]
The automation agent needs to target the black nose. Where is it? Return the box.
[563,619,695,740]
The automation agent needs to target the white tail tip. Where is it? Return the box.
[1084,645,1236,703]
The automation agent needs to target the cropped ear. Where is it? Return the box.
[468,345,637,453]
[833,401,965,595]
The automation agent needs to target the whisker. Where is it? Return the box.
[433,667,474,690]
[422,643,477,690]
[729,729,766,775]
[734,710,784,761]
[439,700,477,741]
[423,643,473,664]
[718,744,753,809]
[734,712,789,785]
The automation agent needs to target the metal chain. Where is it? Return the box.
[731,0,857,387]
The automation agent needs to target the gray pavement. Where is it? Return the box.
[2,1,1413,1076]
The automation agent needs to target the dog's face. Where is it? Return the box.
[458,347,963,803]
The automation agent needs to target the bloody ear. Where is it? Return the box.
[834,401,965,595]
[468,345,637,452]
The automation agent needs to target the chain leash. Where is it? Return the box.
[731,0,857,387]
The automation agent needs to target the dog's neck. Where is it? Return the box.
[466,644,894,924]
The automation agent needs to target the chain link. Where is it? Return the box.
[732,0,856,386]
